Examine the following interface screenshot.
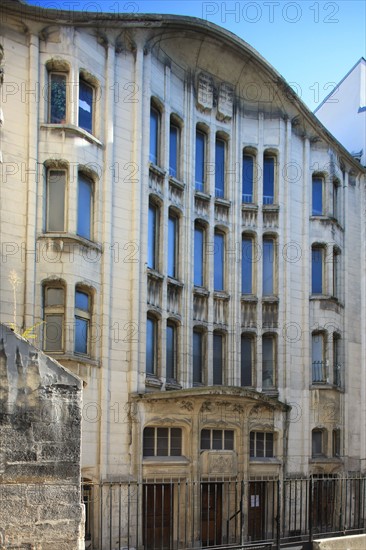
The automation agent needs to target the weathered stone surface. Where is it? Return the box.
[313,534,366,549]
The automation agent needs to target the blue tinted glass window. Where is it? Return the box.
[213,333,223,385]
[150,107,159,164]
[75,290,89,311]
[242,237,253,294]
[79,80,93,133]
[214,232,224,291]
[75,317,88,354]
[146,317,156,374]
[263,239,274,295]
[312,177,323,215]
[168,215,177,278]
[215,139,225,198]
[195,131,205,191]
[77,175,92,239]
[263,157,274,204]
[241,335,252,386]
[194,226,204,286]
[166,323,176,379]
[242,155,254,203]
[148,203,157,269]
[169,124,178,177]
[312,248,323,294]
[193,330,202,384]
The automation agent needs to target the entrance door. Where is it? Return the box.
[248,481,265,541]
[312,476,335,533]
[143,483,172,549]
[201,483,222,546]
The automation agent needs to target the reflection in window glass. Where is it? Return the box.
[47,170,65,232]
[242,155,254,203]
[214,232,224,291]
[79,79,93,133]
[263,157,274,204]
[77,175,92,240]
[50,73,66,124]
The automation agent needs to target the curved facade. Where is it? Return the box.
[0,2,366,548]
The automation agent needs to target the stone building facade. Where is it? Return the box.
[0,1,365,547]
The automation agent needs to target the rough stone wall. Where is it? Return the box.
[0,324,84,550]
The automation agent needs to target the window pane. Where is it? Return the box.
[50,74,66,124]
[75,317,88,354]
[333,430,340,457]
[168,215,177,278]
[215,139,225,198]
[312,177,323,215]
[75,290,89,311]
[45,287,64,307]
[148,204,157,269]
[312,431,322,456]
[242,155,253,202]
[263,239,274,295]
[143,427,155,457]
[47,170,65,232]
[79,80,93,133]
[213,333,223,385]
[224,430,234,450]
[256,432,264,457]
[263,157,274,204]
[242,237,253,294]
[312,248,323,294]
[193,331,202,384]
[250,432,255,457]
[262,336,274,388]
[214,233,224,291]
[170,428,182,456]
[194,227,204,286]
[146,317,156,374]
[150,107,159,164]
[201,429,210,450]
[312,334,324,382]
[157,427,168,456]
[77,176,92,240]
[266,433,274,457]
[166,323,176,379]
[241,335,252,386]
[195,131,205,191]
[44,314,63,351]
[169,124,178,177]
[212,430,222,450]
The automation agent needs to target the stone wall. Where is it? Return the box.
[0,324,84,550]
[313,534,366,549]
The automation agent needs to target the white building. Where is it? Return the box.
[315,57,366,166]
[0,2,365,548]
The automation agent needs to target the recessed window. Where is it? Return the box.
[333,248,340,298]
[77,174,93,240]
[169,121,180,178]
[194,224,204,286]
[166,322,177,380]
[241,334,253,386]
[332,429,340,457]
[333,334,341,387]
[146,315,157,375]
[201,429,234,451]
[312,246,324,294]
[46,169,66,232]
[168,212,178,278]
[49,73,67,124]
[263,156,275,205]
[215,137,225,198]
[213,332,223,385]
[148,201,159,270]
[312,429,324,457]
[43,285,65,352]
[193,329,203,385]
[312,176,323,215]
[263,237,274,295]
[333,179,339,220]
[79,79,94,133]
[143,427,182,457]
[242,236,253,294]
[195,130,206,192]
[214,231,225,291]
[262,334,275,388]
[150,105,160,165]
[242,154,254,203]
[250,432,274,458]
[312,332,326,383]
[74,289,91,355]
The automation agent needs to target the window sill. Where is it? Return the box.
[310,295,344,308]
[262,388,279,398]
[165,380,183,391]
[242,203,258,211]
[145,374,163,389]
[241,294,258,302]
[38,232,102,252]
[193,286,210,297]
[309,457,343,464]
[262,204,279,212]
[143,456,189,465]
[214,197,231,207]
[149,162,166,177]
[213,291,230,301]
[167,276,184,288]
[40,123,103,146]
[249,457,281,464]
[194,190,211,202]
[310,215,344,231]
[147,268,164,281]
[47,352,100,367]
[310,383,344,392]
[262,295,279,303]
[169,176,185,190]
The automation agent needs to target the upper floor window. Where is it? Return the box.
[201,429,234,450]
[150,105,160,165]
[333,247,340,298]
[213,332,224,385]
[312,176,323,215]
[214,231,225,291]
[49,73,67,124]
[242,236,253,294]
[195,129,206,192]
[333,334,341,387]
[263,156,275,205]
[241,334,253,386]
[146,315,157,375]
[263,237,275,295]
[262,334,275,388]
[215,137,225,198]
[77,174,93,240]
[79,79,94,134]
[46,169,66,232]
[312,429,325,457]
[250,432,274,458]
[194,224,205,286]
[312,332,326,383]
[148,200,159,270]
[312,245,324,294]
[74,288,91,355]
[242,154,254,203]
[166,321,177,380]
[168,212,178,278]
[333,179,340,220]
[332,429,341,457]
[143,427,182,457]
[193,329,204,385]
[43,285,65,352]
[169,120,180,178]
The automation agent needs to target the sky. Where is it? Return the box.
[24,0,366,110]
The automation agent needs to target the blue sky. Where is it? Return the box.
[25,0,365,110]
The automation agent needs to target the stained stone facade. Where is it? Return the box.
[0,1,366,548]
[0,324,84,549]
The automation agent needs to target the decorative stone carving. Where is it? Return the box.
[217,82,234,120]
[197,73,214,110]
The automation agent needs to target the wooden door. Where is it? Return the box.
[201,483,222,546]
[143,484,172,549]
[248,481,265,541]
